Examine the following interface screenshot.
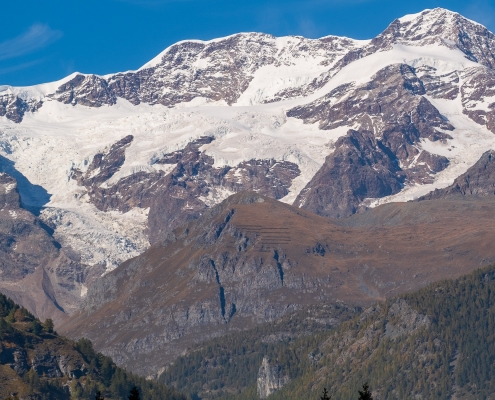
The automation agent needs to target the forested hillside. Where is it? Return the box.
[0,293,185,400]
[159,304,359,399]
[161,265,495,400]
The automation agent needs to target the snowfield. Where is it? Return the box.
[1,8,495,276]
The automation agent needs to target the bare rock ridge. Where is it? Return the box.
[420,149,495,199]
[60,191,495,375]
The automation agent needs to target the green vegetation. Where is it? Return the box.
[0,292,185,400]
[159,304,359,399]
[161,264,495,399]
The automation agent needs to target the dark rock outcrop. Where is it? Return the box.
[293,129,404,218]
[460,67,495,133]
[72,134,134,187]
[0,93,42,123]
[420,150,495,200]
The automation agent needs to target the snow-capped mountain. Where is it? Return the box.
[1,7,495,321]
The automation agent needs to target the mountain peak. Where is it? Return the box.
[375,8,495,68]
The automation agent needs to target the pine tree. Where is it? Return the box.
[320,387,331,400]
[358,382,373,400]
[31,320,42,335]
[43,318,54,333]
[128,386,140,400]
[95,391,104,400]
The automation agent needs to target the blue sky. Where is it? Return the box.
[1,0,494,86]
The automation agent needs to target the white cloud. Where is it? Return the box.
[0,24,62,61]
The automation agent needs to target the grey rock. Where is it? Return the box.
[257,357,290,398]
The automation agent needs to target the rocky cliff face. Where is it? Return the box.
[257,357,290,398]
[289,63,452,217]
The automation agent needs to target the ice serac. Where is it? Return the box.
[60,191,495,375]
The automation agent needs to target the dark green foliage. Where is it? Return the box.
[128,386,141,400]
[43,318,54,333]
[0,294,16,318]
[31,320,42,335]
[0,291,185,400]
[0,316,12,339]
[320,388,331,400]
[161,264,495,400]
[159,304,358,399]
[357,383,372,400]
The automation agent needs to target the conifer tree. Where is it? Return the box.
[31,320,42,335]
[358,382,373,400]
[128,386,141,400]
[320,387,331,400]
[43,318,54,333]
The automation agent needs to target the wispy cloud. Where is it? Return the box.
[0,24,62,62]
[0,59,47,75]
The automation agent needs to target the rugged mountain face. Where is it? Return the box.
[72,135,300,242]
[60,191,495,375]
[0,92,42,123]
[374,8,495,67]
[46,34,361,112]
[160,265,495,400]
[289,63,452,217]
[420,149,495,199]
[0,172,87,324]
[2,7,495,333]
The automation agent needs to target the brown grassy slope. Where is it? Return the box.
[60,192,495,375]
